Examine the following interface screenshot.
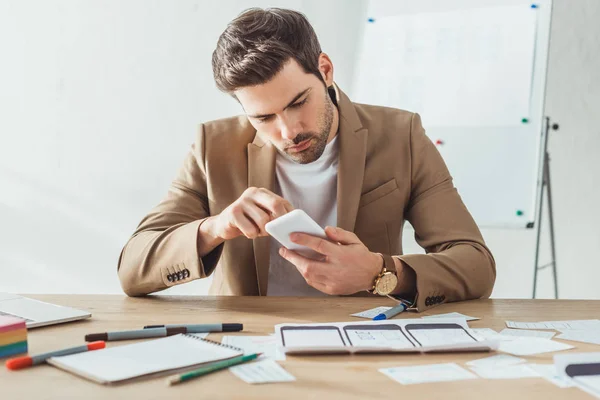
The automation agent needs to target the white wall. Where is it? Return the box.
[0,0,367,294]
[1,0,599,299]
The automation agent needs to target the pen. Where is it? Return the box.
[5,341,105,370]
[143,323,243,333]
[166,353,261,386]
[85,327,186,342]
[373,302,408,320]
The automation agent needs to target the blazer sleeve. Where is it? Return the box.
[117,124,223,296]
[397,113,496,311]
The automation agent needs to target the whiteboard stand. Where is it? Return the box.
[530,117,560,299]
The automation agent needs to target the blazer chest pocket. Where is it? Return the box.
[359,178,398,208]
[354,179,403,254]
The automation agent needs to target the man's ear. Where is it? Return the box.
[318,53,334,86]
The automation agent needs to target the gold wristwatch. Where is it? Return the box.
[368,253,398,296]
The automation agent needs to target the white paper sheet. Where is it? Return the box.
[422,312,480,321]
[526,363,574,388]
[499,337,574,356]
[471,328,512,341]
[573,376,600,399]
[472,328,498,336]
[351,306,392,319]
[506,320,600,330]
[344,327,414,348]
[275,319,497,354]
[470,364,540,379]
[556,330,600,345]
[279,327,346,348]
[409,327,478,346]
[466,354,525,368]
[499,328,555,339]
[229,359,295,384]
[380,363,478,385]
[222,336,286,361]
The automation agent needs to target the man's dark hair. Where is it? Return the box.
[212,8,324,94]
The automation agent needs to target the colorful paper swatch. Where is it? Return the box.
[0,315,27,358]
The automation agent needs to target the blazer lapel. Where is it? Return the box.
[247,134,276,296]
[336,89,368,232]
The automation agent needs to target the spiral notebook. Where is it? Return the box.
[46,334,244,385]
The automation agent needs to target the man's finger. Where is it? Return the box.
[278,247,310,270]
[252,190,291,218]
[324,226,362,245]
[283,201,295,213]
[232,213,260,239]
[243,205,271,236]
[279,248,328,285]
[289,233,340,257]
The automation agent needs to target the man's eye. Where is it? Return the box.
[290,99,307,108]
[257,115,273,123]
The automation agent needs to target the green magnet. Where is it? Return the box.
[516,210,524,216]
[521,118,529,123]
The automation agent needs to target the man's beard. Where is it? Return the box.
[282,91,334,164]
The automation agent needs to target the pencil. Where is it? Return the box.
[166,353,261,386]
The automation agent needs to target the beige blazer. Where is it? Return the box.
[118,87,496,311]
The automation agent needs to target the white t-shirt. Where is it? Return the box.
[266,135,339,296]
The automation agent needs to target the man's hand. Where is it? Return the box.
[208,187,294,241]
[278,226,383,295]
[197,188,294,257]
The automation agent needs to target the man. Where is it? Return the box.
[118,8,496,311]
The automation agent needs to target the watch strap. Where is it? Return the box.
[380,253,397,274]
[367,254,398,295]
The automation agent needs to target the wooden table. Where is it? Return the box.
[2,295,599,399]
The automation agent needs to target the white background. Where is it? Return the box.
[0,0,598,299]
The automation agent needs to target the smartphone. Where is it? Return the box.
[343,324,415,349]
[404,323,477,347]
[265,209,328,259]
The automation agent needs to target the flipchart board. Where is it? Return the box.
[351,0,552,228]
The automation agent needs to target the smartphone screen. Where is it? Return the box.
[405,323,477,346]
[280,326,346,347]
[343,324,415,348]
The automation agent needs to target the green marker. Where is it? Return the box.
[516,210,524,216]
[166,353,260,385]
[521,118,529,123]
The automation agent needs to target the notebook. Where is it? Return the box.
[47,334,243,385]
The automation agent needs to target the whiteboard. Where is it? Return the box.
[351,0,552,228]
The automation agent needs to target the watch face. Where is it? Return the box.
[376,273,398,295]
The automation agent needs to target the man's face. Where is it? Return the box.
[235,59,336,164]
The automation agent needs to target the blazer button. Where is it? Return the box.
[167,274,173,282]
[425,297,431,306]
[436,296,441,303]
[177,271,183,280]
[183,269,190,278]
